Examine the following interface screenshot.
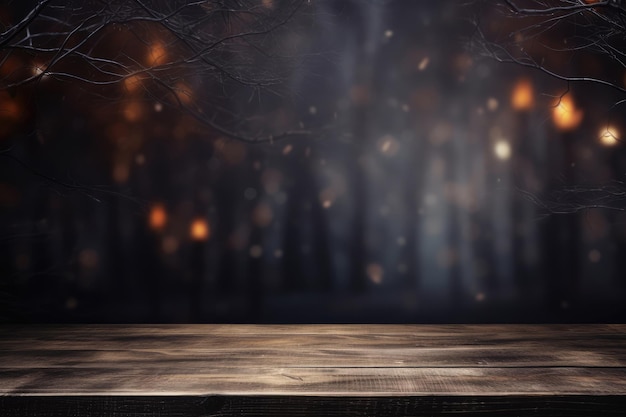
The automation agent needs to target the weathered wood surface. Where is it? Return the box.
[1,324,626,397]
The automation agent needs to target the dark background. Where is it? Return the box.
[2,0,626,323]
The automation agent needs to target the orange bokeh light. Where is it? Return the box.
[123,101,144,122]
[511,78,534,111]
[0,89,23,127]
[552,95,583,131]
[0,97,21,120]
[149,204,167,230]
[147,42,167,66]
[190,218,210,241]
[112,162,130,183]
[123,74,143,93]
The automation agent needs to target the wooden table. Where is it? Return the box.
[1,325,626,416]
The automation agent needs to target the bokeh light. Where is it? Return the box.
[149,204,168,231]
[599,126,620,147]
[552,95,583,131]
[190,219,210,241]
[493,139,512,160]
[511,78,534,111]
[147,42,167,66]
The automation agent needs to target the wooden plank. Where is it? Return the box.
[2,325,626,415]
[1,325,626,397]
[2,344,626,369]
[1,325,625,369]
[3,324,625,348]
[3,366,626,396]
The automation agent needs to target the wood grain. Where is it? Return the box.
[1,325,626,415]
[1,325,626,396]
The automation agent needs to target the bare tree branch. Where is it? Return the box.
[0,0,316,143]
[470,0,626,96]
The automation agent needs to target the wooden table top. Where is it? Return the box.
[1,324,626,397]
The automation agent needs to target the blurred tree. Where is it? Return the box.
[471,0,626,312]
[0,0,319,322]
[472,0,626,97]
[0,0,312,144]
[471,0,626,211]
